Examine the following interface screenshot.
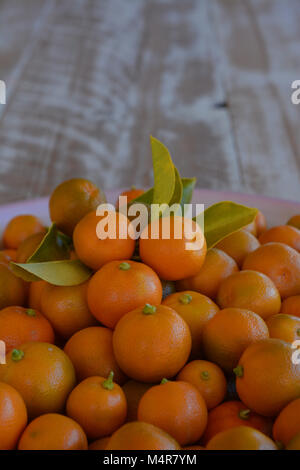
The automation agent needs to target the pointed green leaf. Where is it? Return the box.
[28,223,72,263]
[150,136,176,205]
[169,167,183,206]
[181,177,196,207]
[10,260,92,286]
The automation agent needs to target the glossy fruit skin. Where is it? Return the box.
[216,270,281,320]
[176,248,238,300]
[89,437,110,450]
[116,188,145,209]
[138,380,207,446]
[122,380,153,422]
[49,178,106,236]
[255,211,267,237]
[259,225,300,252]
[18,413,88,450]
[64,326,126,384]
[176,360,227,410]
[16,232,45,263]
[139,216,207,281]
[40,281,97,339]
[0,306,55,352]
[0,342,76,419]
[0,382,28,450]
[281,295,300,318]
[272,398,300,447]
[28,280,49,311]
[163,291,219,357]
[206,426,277,450]
[216,229,260,268]
[243,242,300,299]
[73,210,135,270]
[66,375,127,440]
[287,214,300,230]
[3,215,46,249]
[106,421,181,450]
[113,305,191,383]
[202,308,269,373]
[266,313,300,343]
[0,263,28,310]
[286,432,300,450]
[202,400,273,445]
[235,338,300,417]
[87,260,162,329]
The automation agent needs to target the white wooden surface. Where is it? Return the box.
[0,0,299,204]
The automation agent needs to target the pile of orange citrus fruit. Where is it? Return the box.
[0,142,300,450]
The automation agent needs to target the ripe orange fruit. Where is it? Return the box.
[243,242,300,298]
[64,326,126,384]
[16,232,45,263]
[0,342,76,419]
[28,280,49,311]
[202,308,269,372]
[287,214,300,230]
[206,426,277,450]
[176,248,238,300]
[18,413,88,450]
[116,188,145,209]
[162,291,219,356]
[234,338,300,417]
[113,304,191,382]
[286,432,300,450]
[281,295,300,318]
[202,400,272,445]
[255,211,267,237]
[0,249,17,264]
[89,437,110,450]
[176,360,227,410]
[138,379,207,446]
[40,281,97,339]
[266,314,300,343]
[259,225,300,252]
[243,221,257,236]
[272,398,300,448]
[66,373,127,440]
[0,263,28,310]
[122,380,153,422]
[216,270,281,320]
[87,260,162,329]
[106,421,181,450]
[73,210,135,270]
[0,382,27,450]
[216,229,260,268]
[0,306,55,352]
[49,178,106,236]
[2,215,46,249]
[139,215,207,281]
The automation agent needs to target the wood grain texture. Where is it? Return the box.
[0,0,299,205]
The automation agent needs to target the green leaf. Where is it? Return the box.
[131,188,153,205]
[181,177,196,207]
[150,136,176,205]
[196,201,258,249]
[169,167,183,206]
[28,224,72,263]
[10,260,92,286]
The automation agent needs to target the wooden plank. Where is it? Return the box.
[212,0,300,200]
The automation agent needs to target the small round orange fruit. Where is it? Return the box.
[0,263,28,310]
[28,280,49,311]
[216,229,260,268]
[266,313,300,343]
[0,249,17,264]
[206,426,277,450]
[87,260,162,329]
[18,413,88,450]
[3,214,46,249]
[255,211,267,237]
[116,188,145,209]
[259,225,300,252]
[113,304,191,382]
[272,398,300,448]
[0,382,27,450]
[281,295,300,318]
[286,432,300,450]
[287,214,300,230]
[89,437,110,450]
[16,232,45,263]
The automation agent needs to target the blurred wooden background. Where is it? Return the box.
[0,0,299,204]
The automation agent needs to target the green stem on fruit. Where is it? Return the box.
[102,371,114,390]
[119,262,131,271]
[239,409,250,420]
[201,371,210,381]
[161,378,169,385]
[11,349,24,362]
[179,293,192,305]
[26,308,36,317]
[233,365,244,378]
[143,304,157,315]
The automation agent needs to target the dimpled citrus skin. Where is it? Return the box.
[106,422,181,450]
[0,382,28,450]
[281,295,300,318]
[235,339,300,417]
[18,413,88,450]
[259,225,300,252]
[0,342,76,419]
[138,380,208,446]
[266,313,300,343]
[206,426,277,450]
[216,229,260,268]
[216,270,281,320]
[113,305,191,383]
